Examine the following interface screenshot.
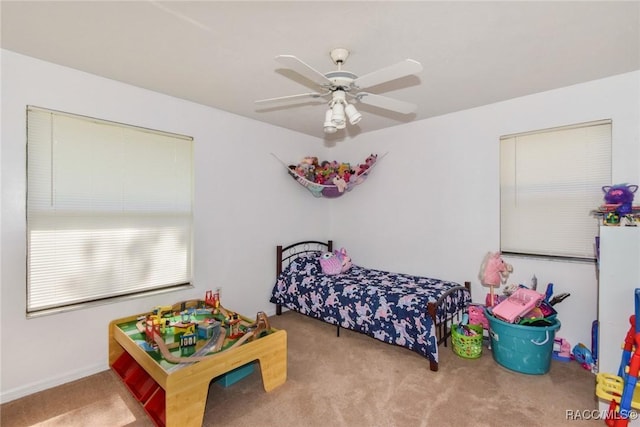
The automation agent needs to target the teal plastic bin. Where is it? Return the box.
[215,362,255,387]
[485,309,561,375]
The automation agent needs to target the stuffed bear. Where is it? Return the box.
[603,183,638,215]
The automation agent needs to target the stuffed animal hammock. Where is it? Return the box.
[271,152,386,198]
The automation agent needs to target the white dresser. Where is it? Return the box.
[597,226,640,418]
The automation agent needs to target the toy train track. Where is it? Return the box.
[136,307,271,366]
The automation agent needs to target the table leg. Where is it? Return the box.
[256,330,288,392]
[164,382,209,427]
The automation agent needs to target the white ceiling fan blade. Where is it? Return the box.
[356,92,418,114]
[255,92,327,105]
[275,55,332,86]
[353,59,423,90]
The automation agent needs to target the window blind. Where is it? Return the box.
[27,107,194,314]
[500,120,611,259]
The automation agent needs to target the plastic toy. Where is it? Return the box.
[544,283,554,302]
[549,292,570,306]
[605,211,621,225]
[455,313,480,336]
[541,282,570,306]
[595,289,640,426]
[491,287,543,323]
[521,300,557,325]
[572,343,594,370]
[478,251,513,306]
[225,312,243,339]
[552,337,572,362]
[468,304,489,329]
[205,288,221,313]
[592,320,599,366]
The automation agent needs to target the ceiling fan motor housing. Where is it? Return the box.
[324,71,358,92]
[329,48,350,65]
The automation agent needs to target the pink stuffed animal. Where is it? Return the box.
[478,251,513,307]
[333,248,352,273]
[479,252,513,286]
[319,252,342,275]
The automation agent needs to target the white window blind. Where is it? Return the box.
[500,120,611,259]
[27,106,193,314]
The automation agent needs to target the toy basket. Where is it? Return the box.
[452,324,484,359]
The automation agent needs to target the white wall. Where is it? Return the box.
[331,71,640,356]
[0,50,328,402]
[2,48,638,403]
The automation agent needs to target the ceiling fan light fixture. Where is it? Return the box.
[345,103,362,125]
[331,102,345,127]
[324,109,337,134]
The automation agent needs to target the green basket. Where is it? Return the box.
[452,323,484,359]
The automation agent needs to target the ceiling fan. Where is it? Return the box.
[255,48,423,134]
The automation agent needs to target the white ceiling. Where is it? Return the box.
[2,1,639,141]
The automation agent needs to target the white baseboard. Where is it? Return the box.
[265,306,289,317]
[0,362,108,404]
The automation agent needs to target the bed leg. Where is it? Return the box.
[429,359,438,372]
[427,301,443,345]
[276,304,282,316]
[336,325,340,337]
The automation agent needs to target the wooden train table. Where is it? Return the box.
[108,300,287,427]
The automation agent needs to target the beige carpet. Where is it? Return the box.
[2,311,602,427]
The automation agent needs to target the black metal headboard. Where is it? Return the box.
[276,240,333,276]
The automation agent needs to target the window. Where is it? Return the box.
[500,120,611,260]
[27,106,193,315]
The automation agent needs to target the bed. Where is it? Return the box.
[270,240,471,371]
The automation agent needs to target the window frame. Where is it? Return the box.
[26,106,194,317]
[499,119,612,261]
